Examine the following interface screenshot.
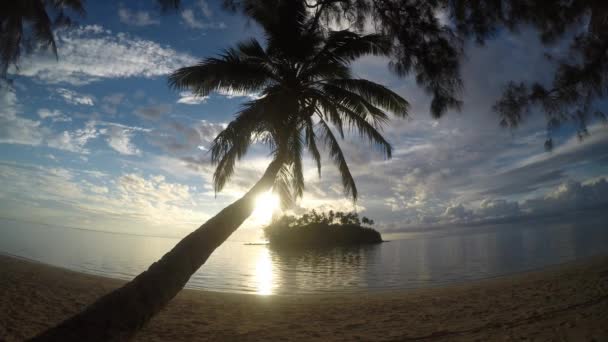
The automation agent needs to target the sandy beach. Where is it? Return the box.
[1,254,607,341]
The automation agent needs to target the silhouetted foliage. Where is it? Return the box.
[224,0,608,147]
[170,1,409,205]
[4,1,604,148]
[0,0,183,78]
[157,0,180,12]
[464,0,608,149]
[224,0,464,119]
[0,0,85,77]
[264,210,382,247]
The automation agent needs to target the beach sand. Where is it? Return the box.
[1,254,607,341]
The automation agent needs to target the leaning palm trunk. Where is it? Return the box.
[31,160,282,341]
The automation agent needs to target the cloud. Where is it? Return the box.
[522,178,608,214]
[177,91,208,105]
[217,88,261,100]
[135,104,171,120]
[12,25,197,85]
[118,5,159,27]
[106,126,141,155]
[382,176,608,232]
[475,125,608,198]
[197,0,213,17]
[477,199,521,219]
[100,93,125,114]
[37,108,72,122]
[180,0,226,30]
[149,119,226,155]
[0,162,209,234]
[0,86,145,156]
[0,82,46,146]
[55,88,95,106]
[47,121,100,154]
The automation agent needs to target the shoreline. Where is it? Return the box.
[1,254,607,340]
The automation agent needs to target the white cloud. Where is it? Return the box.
[180,0,226,30]
[118,5,159,27]
[177,91,208,105]
[37,108,72,122]
[149,119,226,155]
[197,0,213,18]
[55,88,95,106]
[522,178,608,214]
[12,25,197,85]
[106,126,141,155]
[181,9,205,29]
[0,162,209,234]
[217,88,261,100]
[0,82,46,146]
[0,87,144,155]
[47,121,100,153]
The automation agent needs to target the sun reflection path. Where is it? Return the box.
[255,248,274,295]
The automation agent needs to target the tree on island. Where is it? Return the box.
[33,1,410,340]
[264,210,382,248]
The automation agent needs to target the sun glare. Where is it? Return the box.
[252,191,280,223]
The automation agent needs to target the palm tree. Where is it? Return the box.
[33,1,409,340]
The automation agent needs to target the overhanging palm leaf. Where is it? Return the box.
[0,0,85,76]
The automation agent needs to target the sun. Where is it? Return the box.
[252,191,280,223]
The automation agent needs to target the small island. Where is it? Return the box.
[264,210,383,248]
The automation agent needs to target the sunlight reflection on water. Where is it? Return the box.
[255,248,274,295]
[1,217,607,295]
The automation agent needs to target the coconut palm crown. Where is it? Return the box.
[169,1,409,206]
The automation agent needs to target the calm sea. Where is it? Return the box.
[1,216,607,295]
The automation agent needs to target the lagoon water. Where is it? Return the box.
[1,216,607,295]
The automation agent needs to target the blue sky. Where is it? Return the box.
[1,0,607,238]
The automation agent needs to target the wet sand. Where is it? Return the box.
[1,254,607,341]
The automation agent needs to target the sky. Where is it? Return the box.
[1,0,607,239]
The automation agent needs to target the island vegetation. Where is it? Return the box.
[264,210,383,248]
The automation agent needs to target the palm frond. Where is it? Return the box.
[168,48,274,97]
[320,83,390,127]
[273,163,296,209]
[304,116,322,177]
[211,102,268,193]
[289,130,305,199]
[0,16,23,76]
[308,89,345,138]
[326,79,409,117]
[318,117,358,201]
[324,31,392,62]
[31,2,57,57]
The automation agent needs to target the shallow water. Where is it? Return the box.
[0,216,607,295]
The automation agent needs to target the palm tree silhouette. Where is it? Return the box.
[33,1,409,340]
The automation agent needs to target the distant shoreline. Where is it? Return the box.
[2,253,607,341]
